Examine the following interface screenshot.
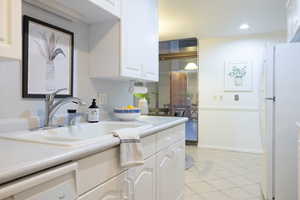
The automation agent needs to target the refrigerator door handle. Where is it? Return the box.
[265,97,276,102]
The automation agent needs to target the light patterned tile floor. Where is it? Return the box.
[185,146,263,200]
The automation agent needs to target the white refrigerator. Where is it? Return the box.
[260,43,300,200]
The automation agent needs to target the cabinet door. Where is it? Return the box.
[172,140,185,200]
[156,140,185,200]
[120,0,144,79]
[141,0,159,82]
[127,156,156,200]
[287,0,296,41]
[0,163,78,200]
[78,172,129,200]
[89,0,121,17]
[0,0,21,60]
[287,0,300,42]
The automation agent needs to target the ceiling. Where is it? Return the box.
[159,0,287,40]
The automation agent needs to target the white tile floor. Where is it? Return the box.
[185,146,263,200]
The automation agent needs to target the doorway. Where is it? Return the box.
[147,38,199,144]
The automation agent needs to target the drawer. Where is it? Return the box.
[0,163,78,200]
[141,135,156,159]
[78,171,128,200]
[77,147,125,195]
[156,124,185,152]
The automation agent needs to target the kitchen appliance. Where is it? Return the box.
[260,43,300,200]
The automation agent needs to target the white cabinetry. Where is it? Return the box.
[89,0,121,18]
[287,0,300,42]
[0,0,21,60]
[89,0,159,82]
[77,147,124,195]
[0,124,186,200]
[78,172,129,200]
[0,163,78,200]
[23,0,120,23]
[140,0,159,81]
[127,156,156,200]
[156,140,185,200]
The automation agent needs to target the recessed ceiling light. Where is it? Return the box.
[239,23,250,30]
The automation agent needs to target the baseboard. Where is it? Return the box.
[198,144,263,154]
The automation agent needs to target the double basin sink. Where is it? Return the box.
[0,121,152,147]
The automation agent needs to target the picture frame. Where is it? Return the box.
[224,61,253,92]
[22,15,74,98]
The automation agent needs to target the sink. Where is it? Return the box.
[0,121,152,147]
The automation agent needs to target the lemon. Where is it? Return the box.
[127,105,135,109]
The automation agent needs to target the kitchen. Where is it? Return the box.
[0,0,300,200]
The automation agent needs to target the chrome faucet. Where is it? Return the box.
[45,88,86,128]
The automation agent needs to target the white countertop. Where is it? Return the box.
[0,116,187,185]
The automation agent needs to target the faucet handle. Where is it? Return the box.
[52,88,68,96]
[46,88,68,102]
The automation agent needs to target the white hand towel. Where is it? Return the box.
[112,128,144,168]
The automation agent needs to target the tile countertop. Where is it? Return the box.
[0,116,188,185]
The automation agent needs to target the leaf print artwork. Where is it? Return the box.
[228,66,247,86]
[224,61,252,91]
[35,32,66,91]
[23,16,74,98]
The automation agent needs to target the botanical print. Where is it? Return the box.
[23,16,74,98]
[34,32,66,91]
[228,66,247,87]
[224,61,252,91]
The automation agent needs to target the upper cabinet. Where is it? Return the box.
[23,0,121,23]
[120,0,159,81]
[0,0,21,60]
[89,0,121,18]
[89,0,159,82]
[20,0,159,81]
[287,0,300,42]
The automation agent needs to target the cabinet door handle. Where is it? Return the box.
[126,67,140,72]
[58,193,66,200]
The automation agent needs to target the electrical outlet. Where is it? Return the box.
[97,93,107,105]
[234,94,240,101]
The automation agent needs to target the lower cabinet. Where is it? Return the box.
[0,163,78,200]
[127,156,156,200]
[78,171,129,200]
[0,124,186,200]
[78,139,184,200]
[156,140,185,200]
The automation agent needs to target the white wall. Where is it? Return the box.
[0,3,133,126]
[198,32,285,153]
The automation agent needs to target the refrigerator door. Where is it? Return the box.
[274,43,300,200]
[260,46,275,200]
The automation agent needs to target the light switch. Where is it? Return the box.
[97,93,107,105]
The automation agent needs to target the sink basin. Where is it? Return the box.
[0,121,152,147]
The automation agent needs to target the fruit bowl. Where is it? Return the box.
[114,107,141,121]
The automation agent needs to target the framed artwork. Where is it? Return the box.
[22,15,74,98]
[224,61,253,92]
